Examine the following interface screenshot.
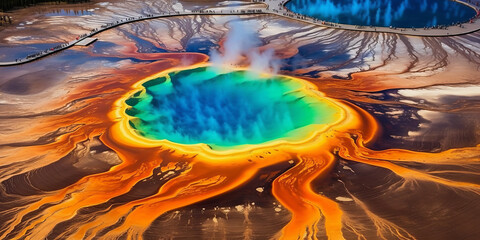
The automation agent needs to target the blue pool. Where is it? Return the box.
[285,0,477,28]
[124,67,340,150]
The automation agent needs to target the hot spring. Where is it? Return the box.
[285,0,477,28]
[123,66,343,151]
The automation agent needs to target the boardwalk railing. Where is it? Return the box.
[1,0,480,66]
[0,9,268,66]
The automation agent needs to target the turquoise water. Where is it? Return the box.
[285,0,477,28]
[124,67,339,149]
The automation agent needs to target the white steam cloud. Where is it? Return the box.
[209,20,281,74]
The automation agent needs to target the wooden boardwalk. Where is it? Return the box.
[75,37,98,46]
[1,0,479,67]
[0,9,267,66]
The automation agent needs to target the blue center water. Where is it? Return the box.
[124,67,340,150]
[285,0,477,28]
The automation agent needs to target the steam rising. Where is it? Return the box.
[209,20,280,74]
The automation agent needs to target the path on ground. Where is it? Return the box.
[1,0,479,66]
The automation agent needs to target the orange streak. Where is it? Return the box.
[7,49,476,240]
[272,153,345,240]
